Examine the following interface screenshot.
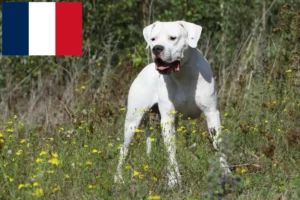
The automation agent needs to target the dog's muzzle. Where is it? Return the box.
[154,58,181,75]
[152,45,181,75]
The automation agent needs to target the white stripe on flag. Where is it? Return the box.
[29,2,55,55]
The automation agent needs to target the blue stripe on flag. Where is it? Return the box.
[2,2,29,56]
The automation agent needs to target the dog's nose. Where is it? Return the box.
[152,45,164,55]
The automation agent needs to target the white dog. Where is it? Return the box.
[115,21,232,188]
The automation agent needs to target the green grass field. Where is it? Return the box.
[1,72,300,199]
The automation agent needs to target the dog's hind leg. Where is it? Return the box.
[115,110,144,183]
[114,66,159,184]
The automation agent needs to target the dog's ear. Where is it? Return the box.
[178,21,202,48]
[143,21,159,49]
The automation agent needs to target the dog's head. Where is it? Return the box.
[143,21,202,74]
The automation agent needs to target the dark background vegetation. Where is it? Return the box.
[0,0,300,199]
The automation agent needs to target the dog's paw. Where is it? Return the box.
[167,173,181,189]
[114,174,124,184]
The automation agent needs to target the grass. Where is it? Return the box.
[1,73,300,199]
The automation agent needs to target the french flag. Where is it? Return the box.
[2,2,82,56]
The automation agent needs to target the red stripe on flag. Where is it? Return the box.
[55,2,82,56]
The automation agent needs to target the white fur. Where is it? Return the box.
[115,21,231,188]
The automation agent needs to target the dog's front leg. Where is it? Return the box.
[160,111,181,188]
[204,109,232,178]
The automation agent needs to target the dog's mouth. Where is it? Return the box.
[154,58,181,75]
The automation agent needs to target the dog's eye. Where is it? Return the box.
[170,36,177,41]
[151,38,155,41]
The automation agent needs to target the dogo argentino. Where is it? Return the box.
[115,21,232,188]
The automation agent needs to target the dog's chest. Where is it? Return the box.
[160,78,202,119]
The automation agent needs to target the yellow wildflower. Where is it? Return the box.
[52,185,60,193]
[52,152,58,158]
[58,127,64,133]
[32,188,44,197]
[6,176,13,182]
[138,174,144,179]
[92,149,98,153]
[125,165,132,170]
[35,158,43,163]
[86,161,93,166]
[120,107,126,111]
[39,150,47,156]
[18,183,31,190]
[65,174,70,179]
[20,139,26,144]
[18,184,25,190]
[132,170,144,179]
[150,138,155,142]
[171,109,177,115]
[177,126,186,132]
[6,128,14,133]
[16,150,23,155]
[84,144,89,148]
[33,182,39,187]
[88,184,96,189]
[241,168,247,174]
[286,69,292,73]
[148,196,161,200]
[48,157,59,165]
[6,120,12,125]
[134,128,144,133]
[133,171,140,176]
[144,165,149,170]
